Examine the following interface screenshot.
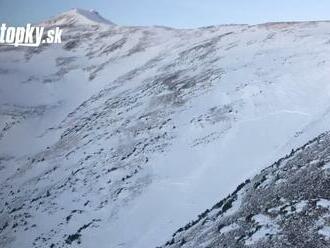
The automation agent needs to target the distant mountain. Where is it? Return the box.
[40,8,115,26]
[1,9,330,248]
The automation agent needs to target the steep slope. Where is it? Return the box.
[1,10,330,248]
[163,132,330,248]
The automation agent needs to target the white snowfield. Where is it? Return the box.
[1,9,330,248]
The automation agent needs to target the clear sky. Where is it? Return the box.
[1,0,330,28]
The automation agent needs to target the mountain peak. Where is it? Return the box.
[43,8,115,27]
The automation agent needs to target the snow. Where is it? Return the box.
[71,9,115,25]
[317,199,330,209]
[245,214,279,245]
[1,12,330,248]
[323,163,330,170]
[40,8,115,27]
[294,201,308,213]
[219,223,240,234]
[318,226,330,240]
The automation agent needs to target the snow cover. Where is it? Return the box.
[164,132,330,247]
[1,10,330,248]
[318,226,330,240]
[317,199,330,209]
[245,214,279,246]
[41,8,115,27]
[219,223,239,234]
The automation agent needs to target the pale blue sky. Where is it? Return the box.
[1,0,330,28]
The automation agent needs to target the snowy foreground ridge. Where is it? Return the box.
[1,9,330,248]
[163,132,330,248]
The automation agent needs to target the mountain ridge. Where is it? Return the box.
[1,10,330,248]
[162,131,330,248]
[40,8,330,30]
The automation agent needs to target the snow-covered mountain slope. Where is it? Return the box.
[1,9,330,248]
[163,132,330,248]
[40,8,115,26]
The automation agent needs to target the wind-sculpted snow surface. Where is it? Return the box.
[163,132,330,248]
[1,9,330,248]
